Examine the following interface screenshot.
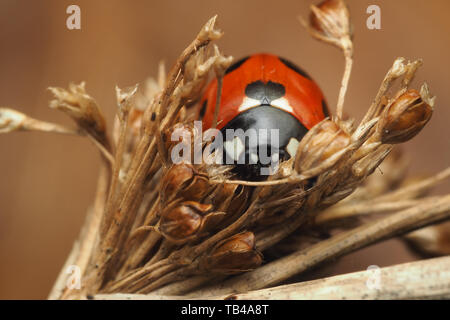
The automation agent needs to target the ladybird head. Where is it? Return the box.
[221,105,307,180]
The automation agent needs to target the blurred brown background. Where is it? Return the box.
[0,0,449,299]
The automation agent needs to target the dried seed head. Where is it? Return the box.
[380,89,433,144]
[406,223,450,256]
[202,232,263,274]
[48,82,106,135]
[161,164,210,203]
[115,85,138,118]
[295,120,350,173]
[163,122,198,159]
[0,108,27,133]
[179,45,232,101]
[161,164,194,200]
[159,201,213,243]
[309,0,352,50]
[197,15,223,43]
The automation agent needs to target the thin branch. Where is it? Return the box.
[188,194,450,297]
[336,44,353,119]
[217,256,450,300]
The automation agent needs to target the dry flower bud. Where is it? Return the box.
[163,122,199,158]
[197,15,223,43]
[159,201,213,243]
[48,82,106,133]
[405,223,450,256]
[379,89,433,144]
[309,0,352,50]
[202,232,263,274]
[115,84,138,119]
[295,120,350,173]
[180,45,232,100]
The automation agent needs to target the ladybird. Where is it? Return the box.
[199,53,329,180]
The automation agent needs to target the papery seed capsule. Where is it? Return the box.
[309,0,352,48]
[159,204,202,242]
[295,120,350,173]
[163,122,198,157]
[203,232,263,274]
[380,89,433,144]
[161,164,210,203]
[159,201,213,243]
[161,164,195,203]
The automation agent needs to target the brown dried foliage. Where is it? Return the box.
[1,2,449,300]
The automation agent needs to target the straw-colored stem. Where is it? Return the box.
[188,194,450,297]
[336,44,353,119]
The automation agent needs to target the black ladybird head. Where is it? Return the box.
[220,105,308,181]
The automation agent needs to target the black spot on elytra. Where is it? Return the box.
[199,100,207,118]
[245,80,285,105]
[322,100,330,118]
[278,57,311,80]
[151,112,156,121]
[225,56,249,75]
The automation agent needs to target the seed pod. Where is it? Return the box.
[160,163,210,203]
[379,89,433,144]
[48,82,108,145]
[208,183,238,212]
[159,201,213,243]
[309,0,352,49]
[295,120,350,173]
[405,223,450,256]
[201,232,263,274]
[163,122,199,159]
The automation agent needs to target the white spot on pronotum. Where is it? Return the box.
[224,136,245,161]
[271,152,279,163]
[66,5,81,30]
[270,97,294,113]
[286,137,300,158]
[366,5,381,30]
[249,152,259,164]
[238,97,261,112]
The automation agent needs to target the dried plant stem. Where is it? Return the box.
[375,166,450,202]
[93,293,183,300]
[20,120,81,135]
[0,107,81,135]
[211,75,223,129]
[48,237,80,300]
[49,161,110,299]
[315,197,439,225]
[256,210,312,251]
[91,256,450,300]
[90,139,158,290]
[85,132,115,165]
[188,194,450,297]
[360,57,408,126]
[336,44,353,119]
[151,275,223,296]
[217,256,450,300]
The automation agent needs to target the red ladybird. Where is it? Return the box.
[199,53,329,179]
